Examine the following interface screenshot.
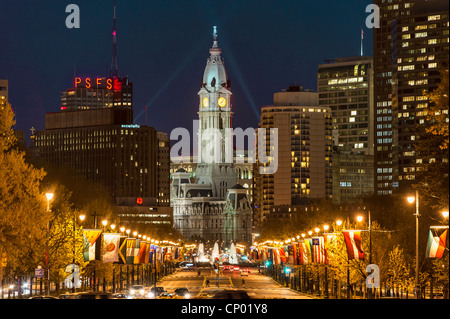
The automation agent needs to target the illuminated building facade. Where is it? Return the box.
[318,56,375,203]
[255,86,333,226]
[60,76,133,111]
[373,0,449,194]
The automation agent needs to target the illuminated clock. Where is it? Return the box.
[202,97,209,108]
[218,97,227,107]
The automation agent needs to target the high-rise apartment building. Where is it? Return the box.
[374,0,449,195]
[318,56,375,203]
[255,86,333,225]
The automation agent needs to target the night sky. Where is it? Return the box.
[0,0,373,144]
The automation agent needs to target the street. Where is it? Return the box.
[157,267,313,299]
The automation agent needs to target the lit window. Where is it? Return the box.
[428,15,440,21]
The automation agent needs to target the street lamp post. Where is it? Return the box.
[407,190,420,299]
[357,209,372,298]
[45,193,53,296]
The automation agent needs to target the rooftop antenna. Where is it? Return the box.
[110,0,119,78]
[360,28,364,56]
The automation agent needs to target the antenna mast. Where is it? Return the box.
[110,0,119,78]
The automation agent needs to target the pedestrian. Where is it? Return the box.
[242,278,246,287]
[206,279,210,287]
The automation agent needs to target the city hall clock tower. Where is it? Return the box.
[196,26,236,197]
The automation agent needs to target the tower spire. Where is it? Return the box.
[110,0,119,78]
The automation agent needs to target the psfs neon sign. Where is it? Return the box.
[74,77,122,91]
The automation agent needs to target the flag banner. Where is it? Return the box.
[426,226,448,259]
[82,229,102,262]
[118,237,127,264]
[274,248,281,265]
[279,247,286,263]
[144,242,150,264]
[343,230,365,260]
[312,237,326,263]
[304,238,313,264]
[134,239,141,264]
[139,241,147,264]
[102,233,121,263]
[324,233,337,265]
[126,238,136,264]
[291,244,297,265]
[149,244,155,264]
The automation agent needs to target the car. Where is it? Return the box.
[76,292,114,299]
[213,289,250,299]
[233,266,240,271]
[240,268,250,276]
[175,287,191,298]
[129,285,146,299]
[112,292,127,299]
[158,292,178,299]
[59,293,79,299]
[148,286,166,298]
[197,292,214,299]
[178,261,194,268]
[29,295,59,299]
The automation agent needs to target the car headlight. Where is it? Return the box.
[185,293,191,299]
[140,289,145,295]
[130,289,135,294]
[148,292,155,298]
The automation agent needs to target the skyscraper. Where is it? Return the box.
[255,86,332,225]
[34,1,170,211]
[318,56,375,203]
[373,0,449,195]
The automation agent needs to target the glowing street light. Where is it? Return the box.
[442,210,449,219]
[407,190,420,299]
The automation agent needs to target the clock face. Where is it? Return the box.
[218,97,227,107]
[202,97,209,108]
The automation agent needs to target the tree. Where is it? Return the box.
[386,246,414,297]
[46,183,85,293]
[0,100,52,279]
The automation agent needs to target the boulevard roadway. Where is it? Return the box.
[155,267,313,299]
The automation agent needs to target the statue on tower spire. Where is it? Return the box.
[212,26,218,48]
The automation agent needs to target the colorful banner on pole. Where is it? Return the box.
[102,233,121,263]
[118,237,127,264]
[426,226,448,259]
[82,229,102,262]
[342,230,365,260]
[312,236,326,263]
